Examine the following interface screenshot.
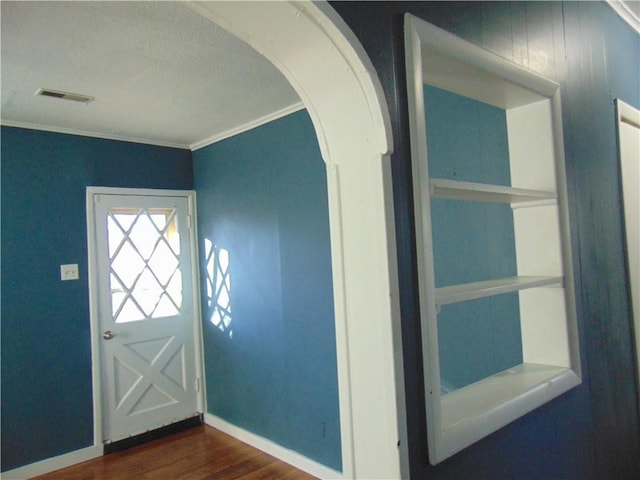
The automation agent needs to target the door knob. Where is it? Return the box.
[103,330,115,340]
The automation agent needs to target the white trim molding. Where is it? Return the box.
[3,2,405,477]
[607,0,640,34]
[85,186,205,446]
[405,13,581,465]
[615,99,640,408]
[204,414,343,480]
[0,119,191,150]
[188,2,405,478]
[1,445,103,480]
[190,101,304,151]
[2,101,306,152]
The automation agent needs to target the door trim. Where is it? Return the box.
[616,99,640,407]
[86,186,205,447]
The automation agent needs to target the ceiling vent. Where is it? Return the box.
[35,88,94,103]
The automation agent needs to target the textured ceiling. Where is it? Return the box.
[0,1,301,149]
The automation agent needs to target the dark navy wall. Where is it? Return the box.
[332,1,640,478]
[0,126,192,472]
[192,110,341,470]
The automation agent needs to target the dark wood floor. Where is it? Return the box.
[31,425,319,480]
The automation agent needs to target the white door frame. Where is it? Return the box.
[86,186,205,446]
[616,99,640,405]
[186,2,405,478]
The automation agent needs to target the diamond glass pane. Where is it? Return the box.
[148,241,179,285]
[154,293,180,318]
[107,208,183,323]
[129,213,159,260]
[111,242,144,289]
[116,297,145,323]
[133,267,164,316]
[166,271,183,307]
[149,212,168,231]
[167,228,180,256]
[110,273,127,315]
[112,212,138,233]
[107,216,125,258]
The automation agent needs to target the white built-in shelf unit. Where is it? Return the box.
[404,14,581,465]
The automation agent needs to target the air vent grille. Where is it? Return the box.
[35,88,94,103]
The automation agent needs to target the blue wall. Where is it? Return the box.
[0,127,193,471]
[1,114,340,473]
[332,1,640,478]
[424,85,522,390]
[193,110,341,470]
[3,2,639,477]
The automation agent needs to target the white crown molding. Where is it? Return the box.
[0,119,191,150]
[607,1,640,34]
[190,101,304,151]
[2,102,305,152]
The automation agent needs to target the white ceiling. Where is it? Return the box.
[0,1,301,150]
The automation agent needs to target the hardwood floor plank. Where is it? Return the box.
[184,453,277,480]
[140,443,265,479]
[237,460,319,480]
[31,425,319,480]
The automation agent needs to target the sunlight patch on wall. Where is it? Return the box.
[204,239,233,338]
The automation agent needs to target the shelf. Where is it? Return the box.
[435,275,563,307]
[429,178,557,205]
[439,363,580,458]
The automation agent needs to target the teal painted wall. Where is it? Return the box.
[193,110,341,471]
[0,126,193,472]
[424,85,522,390]
[1,113,340,473]
[4,2,638,478]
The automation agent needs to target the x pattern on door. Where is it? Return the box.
[91,191,199,443]
[112,334,187,417]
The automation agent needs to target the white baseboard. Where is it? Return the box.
[204,413,343,480]
[2,445,103,480]
[2,417,343,479]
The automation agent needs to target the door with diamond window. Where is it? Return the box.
[90,191,199,443]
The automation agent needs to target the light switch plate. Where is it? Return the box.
[60,264,79,281]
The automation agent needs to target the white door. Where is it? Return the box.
[616,100,640,398]
[89,189,200,443]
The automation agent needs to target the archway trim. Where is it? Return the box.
[188,2,405,478]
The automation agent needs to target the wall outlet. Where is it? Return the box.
[60,264,79,281]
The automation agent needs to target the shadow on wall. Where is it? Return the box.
[204,239,233,339]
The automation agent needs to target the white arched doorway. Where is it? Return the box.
[188,2,405,478]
